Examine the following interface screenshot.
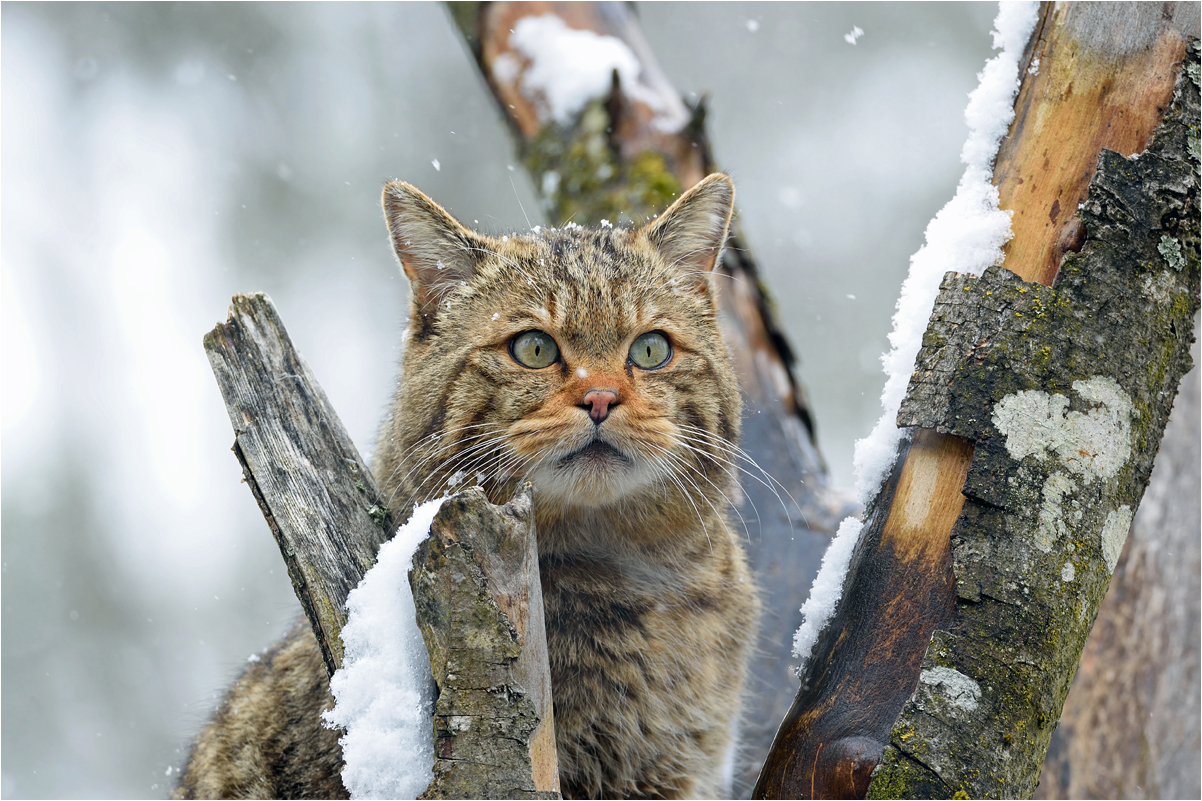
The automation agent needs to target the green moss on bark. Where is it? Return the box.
[522,99,682,226]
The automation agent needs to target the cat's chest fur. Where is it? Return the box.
[535,521,756,798]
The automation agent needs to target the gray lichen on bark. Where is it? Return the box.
[870,41,1200,799]
[409,487,560,800]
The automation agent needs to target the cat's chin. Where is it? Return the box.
[528,439,655,508]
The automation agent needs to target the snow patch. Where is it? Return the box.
[792,517,862,666]
[506,14,680,130]
[920,666,982,712]
[323,498,446,800]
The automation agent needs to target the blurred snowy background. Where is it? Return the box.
[1,3,997,797]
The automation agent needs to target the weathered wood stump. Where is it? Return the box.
[410,487,560,800]
[204,293,395,676]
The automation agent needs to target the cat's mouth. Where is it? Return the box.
[559,439,631,467]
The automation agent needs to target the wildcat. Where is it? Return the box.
[175,174,760,800]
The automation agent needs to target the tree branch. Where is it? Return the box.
[411,487,560,799]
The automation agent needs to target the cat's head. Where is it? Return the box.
[378,175,741,521]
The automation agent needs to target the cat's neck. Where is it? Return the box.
[532,488,734,564]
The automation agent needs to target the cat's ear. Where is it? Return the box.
[383,181,483,308]
[642,173,735,283]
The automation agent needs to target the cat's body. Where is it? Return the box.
[176,175,759,800]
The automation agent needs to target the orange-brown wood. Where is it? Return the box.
[754,431,973,799]
[995,2,1192,286]
[881,430,975,564]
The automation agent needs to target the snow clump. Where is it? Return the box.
[852,0,1038,505]
[791,517,862,669]
[323,498,447,799]
[498,14,681,129]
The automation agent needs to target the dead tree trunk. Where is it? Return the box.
[755,5,1199,798]
[204,293,397,676]
[204,294,559,798]
[445,5,856,792]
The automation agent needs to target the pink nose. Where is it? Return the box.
[581,389,619,423]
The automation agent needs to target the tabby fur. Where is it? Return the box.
[175,174,760,800]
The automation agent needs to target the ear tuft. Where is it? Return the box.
[383,182,482,309]
[642,173,735,281]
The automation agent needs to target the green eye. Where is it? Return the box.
[510,330,560,369]
[629,331,672,370]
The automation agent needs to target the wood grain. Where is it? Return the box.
[753,432,971,799]
[995,2,1197,286]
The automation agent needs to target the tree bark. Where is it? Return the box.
[445,6,857,792]
[873,29,1199,801]
[203,293,396,676]
[755,5,1199,798]
[1035,332,1200,799]
[411,487,560,800]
